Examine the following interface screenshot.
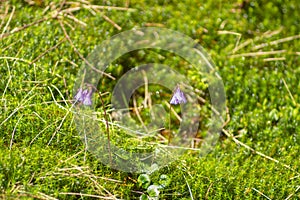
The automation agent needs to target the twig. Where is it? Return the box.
[102,14,122,30]
[58,20,115,80]
[222,106,230,128]
[65,13,87,27]
[0,16,51,40]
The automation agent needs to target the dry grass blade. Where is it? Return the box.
[252,188,272,200]
[164,101,182,122]
[10,114,23,150]
[229,50,286,58]
[232,27,283,53]
[88,4,136,12]
[65,13,87,27]
[0,85,37,127]
[284,185,300,200]
[58,20,115,80]
[183,174,194,200]
[59,192,119,199]
[133,94,148,132]
[0,4,10,31]
[205,182,213,199]
[47,86,74,145]
[263,57,286,62]
[0,5,15,38]
[217,30,241,50]
[29,119,60,145]
[2,59,12,100]
[222,129,298,175]
[0,16,51,40]
[252,34,300,50]
[282,78,297,107]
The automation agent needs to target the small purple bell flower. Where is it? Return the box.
[170,86,187,105]
[74,88,93,106]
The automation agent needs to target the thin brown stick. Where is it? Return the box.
[65,13,87,27]
[0,17,51,40]
[102,14,122,30]
[222,106,230,128]
[58,20,115,80]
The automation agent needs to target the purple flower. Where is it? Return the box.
[74,88,84,102]
[170,86,187,105]
[74,88,93,106]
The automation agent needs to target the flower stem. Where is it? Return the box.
[97,91,112,166]
[168,103,172,145]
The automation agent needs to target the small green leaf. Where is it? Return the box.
[147,185,160,197]
[138,174,151,189]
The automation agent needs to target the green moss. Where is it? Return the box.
[0,0,299,199]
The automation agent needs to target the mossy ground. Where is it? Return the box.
[0,0,299,199]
